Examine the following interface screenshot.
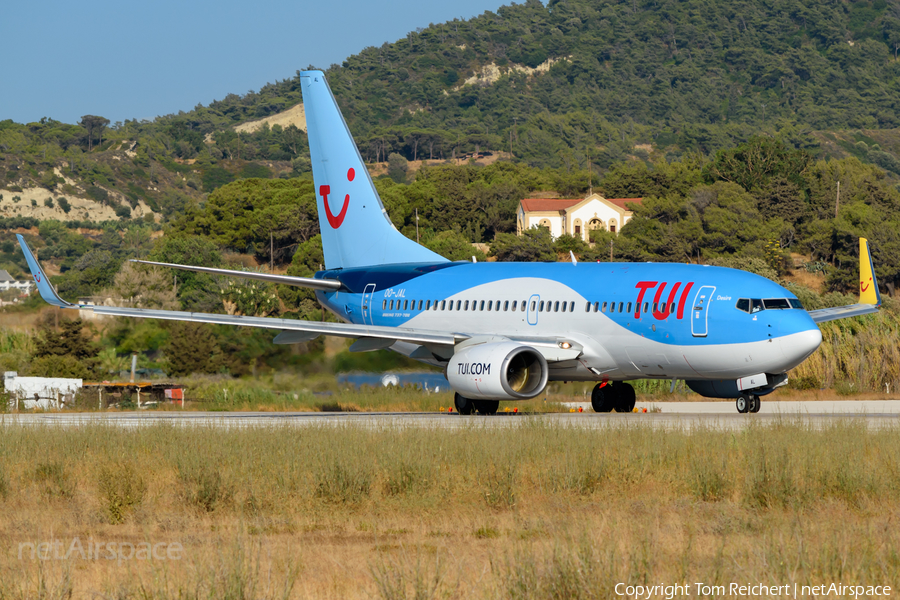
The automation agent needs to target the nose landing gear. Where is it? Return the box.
[737,393,760,414]
[590,382,636,413]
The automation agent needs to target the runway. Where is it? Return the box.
[2,400,898,430]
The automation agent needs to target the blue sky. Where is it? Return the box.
[2,0,511,126]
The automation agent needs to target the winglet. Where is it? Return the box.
[859,237,881,306]
[16,234,75,308]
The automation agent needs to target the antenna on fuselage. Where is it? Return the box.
[472,256,477,263]
[570,251,577,266]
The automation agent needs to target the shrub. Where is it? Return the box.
[34,461,74,499]
[97,462,146,524]
[179,466,233,513]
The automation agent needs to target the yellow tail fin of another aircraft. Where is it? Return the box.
[859,237,881,306]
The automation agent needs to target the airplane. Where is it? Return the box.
[17,70,883,415]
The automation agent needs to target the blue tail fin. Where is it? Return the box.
[300,71,446,270]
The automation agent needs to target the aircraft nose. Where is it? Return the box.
[780,327,822,368]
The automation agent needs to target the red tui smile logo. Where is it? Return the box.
[320,168,355,229]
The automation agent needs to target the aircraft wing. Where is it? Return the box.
[130,260,343,291]
[806,237,882,324]
[16,235,463,348]
[807,304,879,324]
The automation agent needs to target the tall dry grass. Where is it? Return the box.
[0,419,897,598]
[792,307,900,393]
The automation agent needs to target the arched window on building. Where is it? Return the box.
[538,218,551,230]
[573,218,583,240]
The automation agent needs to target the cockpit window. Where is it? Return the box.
[738,298,804,313]
[763,298,791,310]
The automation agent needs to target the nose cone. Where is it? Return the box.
[780,327,822,369]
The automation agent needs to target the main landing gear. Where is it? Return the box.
[736,393,761,414]
[590,382,636,413]
[454,393,499,415]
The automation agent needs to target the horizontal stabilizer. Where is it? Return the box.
[130,260,342,291]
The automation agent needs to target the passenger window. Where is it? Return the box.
[652,302,657,313]
[441,300,446,310]
[593,301,599,312]
[487,301,492,311]
[504,301,509,311]
[643,302,649,314]
[390,300,395,310]
[670,303,676,314]
[456,300,462,310]
[736,298,750,313]
[382,300,387,310]
[609,303,615,314]
[426,300,431,310]
[404,300,409,310]
[635,302,641,315]
[554,301,560,312]
[511,300,517,311]
[464,300,469,310]
[418,300,423,310]
[601,302,607,313]
[751,299,763,313]
[626,302,632,314]
[618,302,624,313]
[539,301,544,311]
[531,301,536,311]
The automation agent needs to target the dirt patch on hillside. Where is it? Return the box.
[366,152,512,178]
[235,103,306,134]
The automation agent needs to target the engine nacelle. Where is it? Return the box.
[447,342,548,400]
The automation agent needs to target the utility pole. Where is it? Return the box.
[835,181,841,218]
[588,148,592,196]
[609,240,614,262]
[415,208,420,243]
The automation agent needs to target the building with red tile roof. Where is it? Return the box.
[517,194,642,241]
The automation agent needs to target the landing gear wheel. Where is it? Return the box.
[473,400,500,415]
[454,393,474,415]
[591,383,614,413]
[748,395,760,413]
[736,395,749,414]
[613,382,636,413]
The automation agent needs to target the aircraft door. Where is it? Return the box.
[691,286,716,337]
[526,294,540,326]
[362,283,376,326]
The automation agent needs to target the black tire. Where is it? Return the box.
[473,400,500,415]
[614,382,636,413]
[591,383,615,413]
[736,395,749,414]
[749,395,760,413]
[454,393,474,415]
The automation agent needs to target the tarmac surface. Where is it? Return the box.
[1,400,898,431]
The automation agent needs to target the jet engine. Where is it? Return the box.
[446,342,548,400]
